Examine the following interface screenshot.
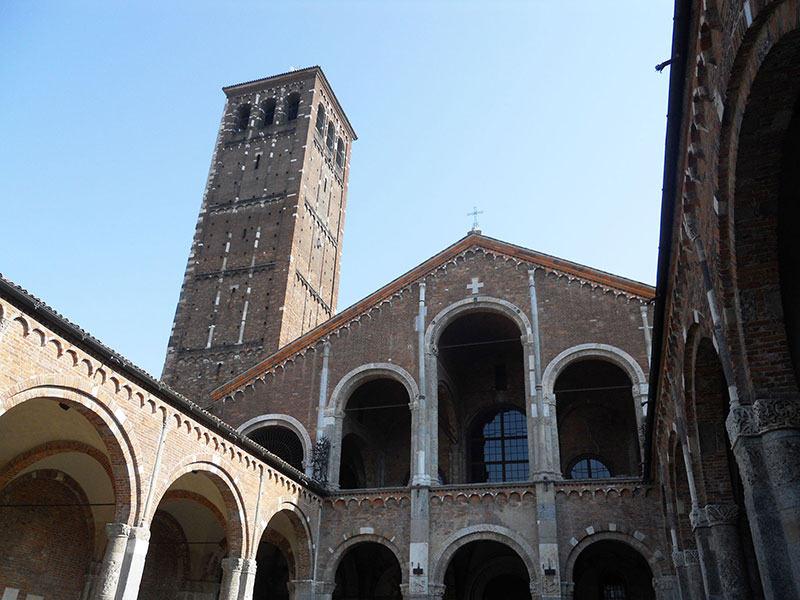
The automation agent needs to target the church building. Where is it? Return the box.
[1,1,799,599]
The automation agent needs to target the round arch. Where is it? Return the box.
[715,1,800,399]
[321,533,408,585]
[328,363,420,417]
[238,414,313,474]
[563,531,664,584]
[424,297,532,352]
[542,343,648,399]
[254,501,314,578]
[147,456,248,556]
[432,525,538,587]
[0,377,141,524]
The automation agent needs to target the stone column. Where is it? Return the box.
[237,558,257,600]
[705,503,749,600]
[408,486,431,599]
[535,482,561,600]
[288,579,315,600]
[80,560,101,600]
[727,399,800,598]
[95,523,150,600]
[560,580,574,600]
[651,575,678,600]
[314,581,336,600]
[673,549,704,600]
[690,506,721,599]
[218,557,245,600]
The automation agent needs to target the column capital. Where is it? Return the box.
[221,557,246,573]
[754,397,800,433]
[428,583,446,597]
[689,504,709,530]
[705,502,739,526]
[240,558,257,573]
[106,522,132,539]
[652,575,676,590]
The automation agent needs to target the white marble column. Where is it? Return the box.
[218,557,245,600]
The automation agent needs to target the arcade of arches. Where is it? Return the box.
[6,3,800,596]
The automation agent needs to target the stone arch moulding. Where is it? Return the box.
[542,343,648,399]
[328,362,420,417]
[563,530,665,583]
[237,413,313,475]
[255,500,314,578]
[431,524,538,587]
[424,296,533,351]
[321,532,408,585]
[0,376,142,525]
[147,455,249,557]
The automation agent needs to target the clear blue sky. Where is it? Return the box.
[0,1,674,379]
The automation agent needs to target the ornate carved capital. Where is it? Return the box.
[428,583,446,597]
[754,397,800,434]
[705,503,739,526]
[684,549,699,565]
[240,558,257,574]
[105,523,132,539]
[726,403,756,444]
[541,576,560,595]
[314,581,336,594]
[129,526,150,542]
[221,557,245,573]
[690,504,709,530]
[672,550,685,568]
[652,576,676,591]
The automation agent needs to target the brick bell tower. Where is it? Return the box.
[162,66,356,402]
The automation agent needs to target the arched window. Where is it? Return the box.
[247,425,304,471]
[315,105,326,135]
[261,98,276,127]
[567,456,612,479]
[469,408,528,483]
[336,138,345,168]
[236,104,251,132]
[326,122,335,151]
[286,92,300,121]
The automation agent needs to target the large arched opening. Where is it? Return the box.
[0,393,131,600]
[332,541,403,600]
[436,311,528,484]
[690,338,763,598]
[555,359,640,478]
[337,377,411,489]
[572,539,653,600]
[253,507,312,599]
[139,467,243,598]
[442,540,530,600]
[726,27,800,400]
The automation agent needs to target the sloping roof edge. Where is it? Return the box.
[0,275,326,495]
[212,232,655,400]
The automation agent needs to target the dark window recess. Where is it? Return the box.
[316,105,326,135]
[236,104,251,132]
[470,408,528,483]
[495,364,508,390]
[262,98,276,127]
[569,457,612,479]
[326,123,335,151]
[255,155,261,169]
[336,138,345,168]
[286,93,300,121]
[247,426,304,471]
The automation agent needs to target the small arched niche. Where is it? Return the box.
[436,311,526,484]
[555,359,640,478]
[339,378,411,489]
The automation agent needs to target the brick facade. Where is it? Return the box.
[3,2,800,596]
